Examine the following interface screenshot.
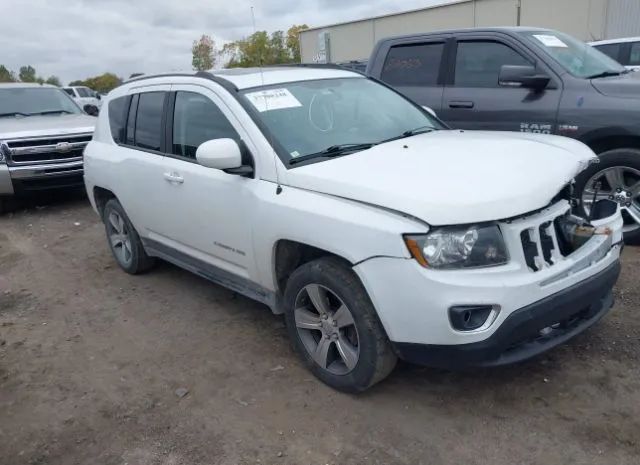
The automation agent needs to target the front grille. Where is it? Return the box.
[4,134,92,166]
[516,208,572,272]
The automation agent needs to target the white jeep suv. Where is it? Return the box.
[84,67,624,392]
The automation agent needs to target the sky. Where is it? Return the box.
[1,0,450,85]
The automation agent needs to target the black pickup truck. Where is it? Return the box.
[367,27,640,242]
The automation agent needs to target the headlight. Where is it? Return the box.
[404,225,509,269]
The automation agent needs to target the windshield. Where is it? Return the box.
[240,78,441,163]
[0,87,81,116]
[520,30,626,78]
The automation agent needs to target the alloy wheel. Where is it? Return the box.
[581,166,640,233]
[106,210,133,267]
[294,284,360,375]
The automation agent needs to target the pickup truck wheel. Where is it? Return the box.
[576,148,640,244]
[102,199,155,274]
[283,257,397,392]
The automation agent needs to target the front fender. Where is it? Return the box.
[251,183,427,291]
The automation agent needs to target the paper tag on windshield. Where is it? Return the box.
[533,34,568,48]
[245,88,302,112]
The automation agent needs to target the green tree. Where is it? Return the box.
[45,76,61,87]
[220,29,299,68]
[286,24,309,62]
[67,73,122,94]
[192,34,216,71]
[0,65,16,82]
[19,65,37,82]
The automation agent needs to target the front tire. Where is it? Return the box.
[576,148,640,244]
[102,199,155,274]
[283,257,397,393]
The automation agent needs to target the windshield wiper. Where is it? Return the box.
[0,112,29,117]
[31,110,74,115]
[586,70,627,79]
[289,143,376,165]
[378,126,437,144]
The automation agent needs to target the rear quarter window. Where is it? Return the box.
[108,96,131,144]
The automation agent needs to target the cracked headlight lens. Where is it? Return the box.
[405,225,509,269]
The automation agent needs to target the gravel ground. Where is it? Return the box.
[1,193,639,465]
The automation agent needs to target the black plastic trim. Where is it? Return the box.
[142,238,275,309]
[393,260,621,369]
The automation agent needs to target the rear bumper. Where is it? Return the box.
[393,260,620,369]
[0,161,84,196]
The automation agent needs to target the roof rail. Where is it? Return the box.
[118,71,238,92]
[269,63,346,70]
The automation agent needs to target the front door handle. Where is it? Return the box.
[448,100,475,109]
[163,172,184,184]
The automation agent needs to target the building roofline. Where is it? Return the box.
[301,0,472,33]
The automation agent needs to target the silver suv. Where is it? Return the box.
[0,83,96,212]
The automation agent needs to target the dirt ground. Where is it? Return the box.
[1,193,639,465]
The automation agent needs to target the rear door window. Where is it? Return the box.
[454,41,531,87]
[134,92,166,151]
[381,42,444,87]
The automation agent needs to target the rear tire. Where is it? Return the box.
[575,148,640,245]
[283,257,397,393]
[102,199,155,274]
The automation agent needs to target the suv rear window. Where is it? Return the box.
[108,96,130,144]
[134,92,166,151]
[381,43,444,87]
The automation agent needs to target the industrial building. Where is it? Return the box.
[299,0,640,64]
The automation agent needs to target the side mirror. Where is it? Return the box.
[196,138,253,175]
[96,94,102,100]
[83,104,99,116]
[421,106,437,117]
[499,65,550,90]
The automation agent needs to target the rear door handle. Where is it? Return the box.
[448,100,475,109]
[163,172,184,184]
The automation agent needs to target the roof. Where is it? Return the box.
[0,83,58,89]
[124,66,363,91]
[590,36,640,45]
[302,0,471,32]
[212,66,361,89]
[375,26,552,43]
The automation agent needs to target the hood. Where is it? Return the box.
[284,130,596,225]
[591,71,640,99]
[0,113,96,140]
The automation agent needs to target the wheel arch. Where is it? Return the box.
[580,129,640,155]
[272,239,354,300]
[93,186,118,217]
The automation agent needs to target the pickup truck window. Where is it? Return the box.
[0,87,81,117]
[454,41,530,88]
[381,43,444,87]
[76,87,92,98]
[520,31,626,79]
[630,42,640,66]
[593,43,622,62]
[134,92,166,152]
[240,78,440,163]
[172,91,239,159]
